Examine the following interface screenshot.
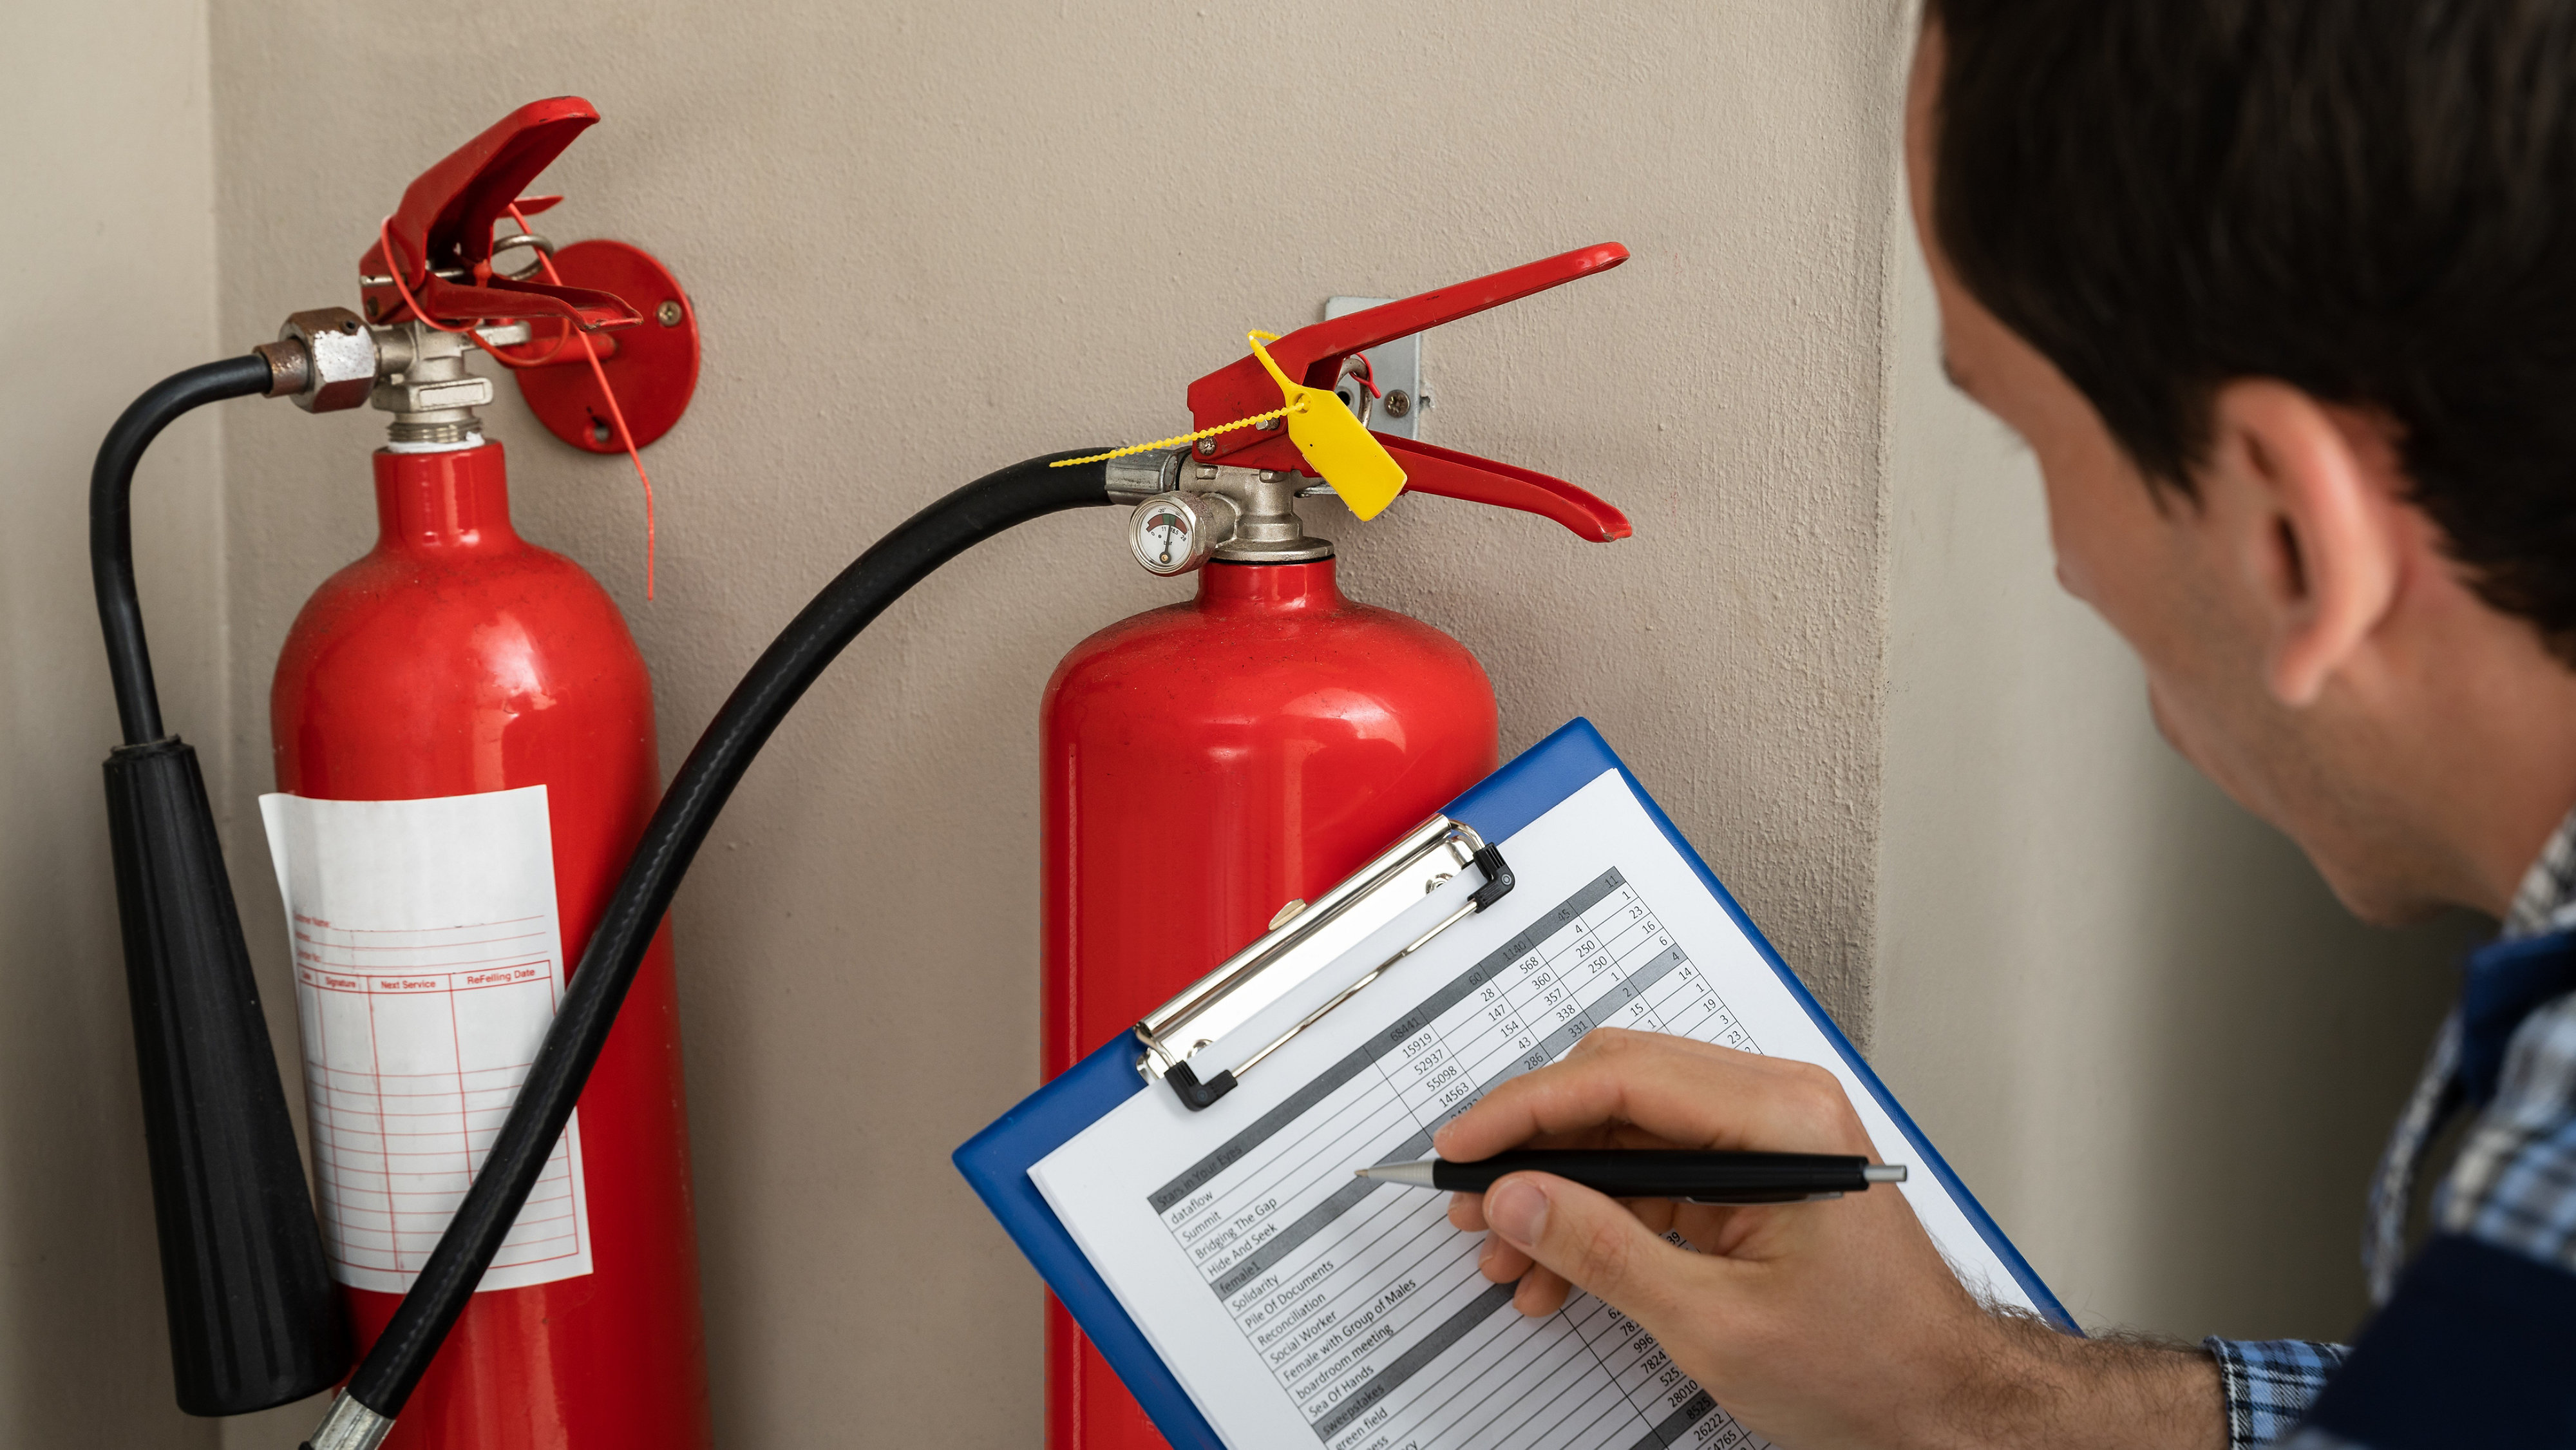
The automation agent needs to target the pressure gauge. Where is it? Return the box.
[1128,493,1233,576]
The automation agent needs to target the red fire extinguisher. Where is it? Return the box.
[260,100,708,1447]
[1040,245,1633,1449]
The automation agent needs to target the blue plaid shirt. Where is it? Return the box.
[2202,813,2576,1447]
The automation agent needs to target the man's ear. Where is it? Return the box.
[2203,379,2406,707]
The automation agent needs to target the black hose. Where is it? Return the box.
[93,356,276,745]
[340,449,1116,1420]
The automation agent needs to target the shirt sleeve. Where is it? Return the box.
[2202,1338,2349,1449]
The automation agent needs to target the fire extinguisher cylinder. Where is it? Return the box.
[1045,464,1507,1450]
[313,450,1118,1444]
[95,98,723,1441]
[91,356,350,1415]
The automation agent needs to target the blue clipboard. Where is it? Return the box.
[953,718,2071,1450]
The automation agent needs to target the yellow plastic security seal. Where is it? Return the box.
[1053,330,1410,520]
[1243,331,1407,519]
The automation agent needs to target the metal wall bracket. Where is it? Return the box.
[1323,296,1426,441]
[513,240,700,453]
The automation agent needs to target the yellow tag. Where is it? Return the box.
[1247,331,1408,519]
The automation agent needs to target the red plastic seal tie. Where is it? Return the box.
[507,206,658,600]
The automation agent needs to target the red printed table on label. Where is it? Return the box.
[294,913,592,1292]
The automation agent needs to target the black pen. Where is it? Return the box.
[1356,1149,1908,1204]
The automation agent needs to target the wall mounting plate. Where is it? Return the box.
[1323,295,1425,441]
[514,238,699,452]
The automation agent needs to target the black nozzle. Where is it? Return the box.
[93,354,346,1414]
[104,738,346,1413]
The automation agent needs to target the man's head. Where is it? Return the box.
[1908,1,2576,923]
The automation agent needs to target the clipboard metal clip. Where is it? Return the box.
[1134,817,1515,1111]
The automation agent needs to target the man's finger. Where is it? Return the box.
[1434,1029,1867,1164]
[1477,1232,1534,1286]
[1479,1171,1721,1328]
[1513,1263,1575,1317]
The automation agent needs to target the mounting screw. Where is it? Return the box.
[1257,416,1280,430]
[656,300,685,328]
[1196,438,1218,456]
[1381,389,1412,419]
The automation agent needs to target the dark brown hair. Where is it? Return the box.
[1927,0,2576,654]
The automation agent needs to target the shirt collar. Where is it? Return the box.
[2459,932,2576,1105]
[2503,803,2576,940]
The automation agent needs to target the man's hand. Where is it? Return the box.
[1437,1029,2224,1450]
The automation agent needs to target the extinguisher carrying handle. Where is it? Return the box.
[315,450,1121,1447]
[1185,242,1629,454]
[1179,242,1636,542]
[1202,429,1634,542]
[1375,435,1632,543]
[90,356,351,1415]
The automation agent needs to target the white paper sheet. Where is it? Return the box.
[1032,769,2034,1450]
[261,786,593,1294]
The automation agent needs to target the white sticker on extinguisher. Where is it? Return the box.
[259,786,594,1295]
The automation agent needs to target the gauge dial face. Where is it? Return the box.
[1142,508,1189,566]
[1129,495,1208,575]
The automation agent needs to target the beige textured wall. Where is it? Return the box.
[1870,225,2472,1342]
[1,2,225,1445]
[205,2,1908,1443]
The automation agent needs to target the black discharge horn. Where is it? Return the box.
[95,356,348,1414]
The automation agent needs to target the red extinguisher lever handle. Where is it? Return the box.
[1186,242,1630,452]
[1375,434,1633,542]
[1273,242,1628,384]
[359,96,642,332]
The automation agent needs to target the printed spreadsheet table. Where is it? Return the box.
[1145,869,1766,1450]
[294,914,587,1287]
[265,785,594,1296]
[1027,763,2048,1450]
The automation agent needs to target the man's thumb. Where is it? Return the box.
[1484,1174,1690,1316]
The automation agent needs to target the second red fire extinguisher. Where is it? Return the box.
[1040,245,1633,1450]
